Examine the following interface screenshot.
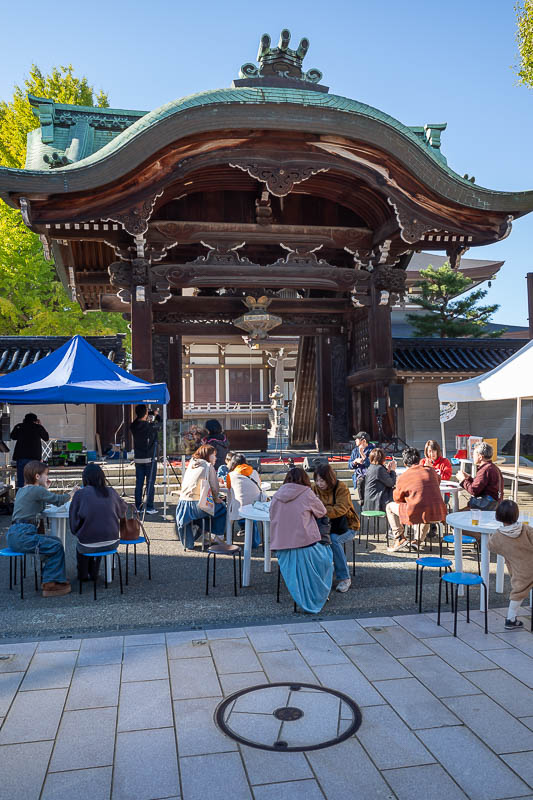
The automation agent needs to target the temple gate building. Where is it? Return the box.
[2,29,533,451]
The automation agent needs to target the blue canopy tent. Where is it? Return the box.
[0,335,170,512]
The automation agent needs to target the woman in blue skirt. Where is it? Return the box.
[269,467,333,613]
[176,445,227,548]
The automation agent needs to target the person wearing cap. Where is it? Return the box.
[348,431,373,508]
[10,413,50,489]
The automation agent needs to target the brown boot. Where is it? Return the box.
[42,582,72,597]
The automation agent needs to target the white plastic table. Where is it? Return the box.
[43,504,113,582]
[446,510,505,610]
[239,503,271,587]
[440,481,461,513]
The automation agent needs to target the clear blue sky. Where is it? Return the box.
[1,0,532,326]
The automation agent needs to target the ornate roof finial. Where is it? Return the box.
[234,29,328,92]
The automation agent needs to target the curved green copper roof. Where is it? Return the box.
[2,84,533,216]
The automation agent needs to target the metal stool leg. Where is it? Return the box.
[116,552,123,595]
[475,541,481,576]
[9,556,13,591]
[415,563,419,603]
[147,542,152,580]
[418,566,424,614]
[23,554,27,578]
[205,553,211,596]
[453,584,459,637]
[125,544,129,586]
[437,576,443,626]
[134,543,137,575]
[365,517,369,550]
[483,581,488,634]
[238,550,242,587]
[466,585,470,623]
[19,556,24,600]
[233,553,237,597]
[277,563,281,603]
[34,556,38,592]
[352,539,356,577]
[93,559,98,601]
[213,554,216,587]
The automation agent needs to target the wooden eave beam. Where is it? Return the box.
[100,294,352,314]
[154,322,342,337]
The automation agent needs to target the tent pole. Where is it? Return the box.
[514,397,521,502]
[441,420,447,458]
[163,404,168,516]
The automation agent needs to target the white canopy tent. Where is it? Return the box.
[438,339,533,499]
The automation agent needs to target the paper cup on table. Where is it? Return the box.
[471,508,481,526]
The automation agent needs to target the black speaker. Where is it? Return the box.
[388,385,404,409]
[373,397,387,415]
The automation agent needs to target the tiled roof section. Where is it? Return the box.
[393,338,527,374]
[0,335,127,373]
[26,87,456,178]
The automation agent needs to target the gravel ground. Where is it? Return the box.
[2,484,529,641]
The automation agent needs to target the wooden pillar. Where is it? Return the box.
[131,287,153,382]
[527,273,533,340]
[168,335,183,419]
[315,332,333,452]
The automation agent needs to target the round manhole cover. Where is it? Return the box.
[215,682,362,752]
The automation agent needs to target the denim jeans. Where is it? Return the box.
[176,500,227,548]
[135,462,156,510]
[330,530,355,581]
[16,458,33,489]
[7,522,67,583]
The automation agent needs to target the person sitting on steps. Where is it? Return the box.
[7,460,75,597]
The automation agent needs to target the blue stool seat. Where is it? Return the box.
[0,548,24,557]
[442,571,483,586]
[438,570,488,635]
[416,557,452,568]
[119,537,145,545]
[415,555,453,613]
[443,534,476,545]
[79,550,123,601]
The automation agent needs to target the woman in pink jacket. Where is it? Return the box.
[269,467,333,613]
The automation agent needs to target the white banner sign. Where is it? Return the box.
[440,401,458,424]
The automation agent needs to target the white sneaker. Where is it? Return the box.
[336,579,351,593]
[145,508,158,515]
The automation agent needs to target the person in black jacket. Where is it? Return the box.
[363,448,397,512]
[10,413,49,488]
[202,419,229,470]
[130,404,161,514]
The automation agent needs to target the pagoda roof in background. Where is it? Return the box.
[0,335,127,373]
[392,337,528,376]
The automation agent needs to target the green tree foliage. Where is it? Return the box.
[516,1,533,88]
[406,263,504,338]
[0,65,128,339]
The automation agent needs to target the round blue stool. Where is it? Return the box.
[0,548,26,599]
[440,534,480,574]
[120,535,151,585]
[438,572,488,636]
[78,549,123,601]
[415,556,452,613]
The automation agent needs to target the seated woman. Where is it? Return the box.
[457,441,503,511]
[69,463,127,582]
[217,451,235,486]
[227,453,262,548]
[364,448,397,512]
[489,499,533,630]
[175,445,227,549]
[420,440,452,481]
[313,462,359,593]
[269,467,333,613]
[7,460,73,597]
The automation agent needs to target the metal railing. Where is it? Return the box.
[183,402,271,414]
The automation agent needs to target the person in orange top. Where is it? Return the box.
[420,440,452,481]
[386,447,446,552]
[227,453,262,547]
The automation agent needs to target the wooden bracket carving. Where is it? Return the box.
[229,161,328,196]
[387,197,437,244]
[103,191,163,236]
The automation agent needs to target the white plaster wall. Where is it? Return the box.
[401,380,533,455]
[8,404,96,453]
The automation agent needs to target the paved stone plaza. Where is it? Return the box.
[1,607,533,799]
